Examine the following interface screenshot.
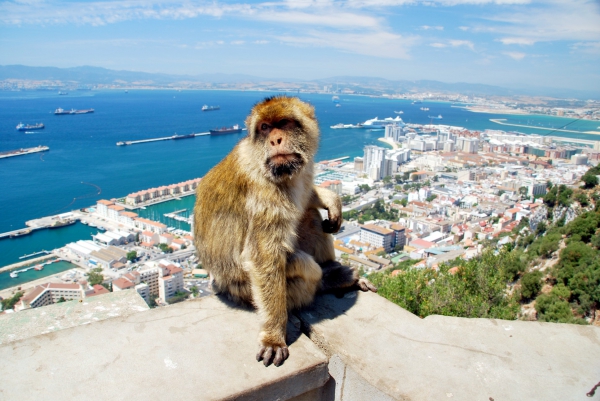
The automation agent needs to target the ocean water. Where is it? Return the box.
[1,90,598,269]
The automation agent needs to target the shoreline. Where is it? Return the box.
[490,119,600,136]
[377,137,399,150]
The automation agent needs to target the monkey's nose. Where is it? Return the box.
[270,137,282,146]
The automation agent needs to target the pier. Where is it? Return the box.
[117,132,209,146]
[19,250,49,260]
[0,146,49,159]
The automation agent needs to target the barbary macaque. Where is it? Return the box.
[194,96,376,367]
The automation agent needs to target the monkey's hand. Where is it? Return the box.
[313,187,342,233]
[256,341,289,367]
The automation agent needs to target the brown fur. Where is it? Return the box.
[194,96,374,367]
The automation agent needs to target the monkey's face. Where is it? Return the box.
[246,96,319,183]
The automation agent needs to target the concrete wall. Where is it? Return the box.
[0,292,599,400]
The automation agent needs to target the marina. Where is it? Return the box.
[116,132,209,146]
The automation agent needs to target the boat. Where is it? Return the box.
[332,96,340,103]
[10,271,18,278]
[116,141,126,146]
[24,131,37,134]
[172,134,196,140]
[412,100,422,104]
[335,103,341,108]
[330,123,357,129]
[428,115,443,120]
[58,91,68,95]
[16,123,44,131]
[54,108,71,115]
[209,124,242,135]
[394,111,404,114]
[202,105,220,111]
[98,226,106,231]
[10,229,32,238]
[54,108,94,115]
[34,265,44,271]
[81,220,88,225]
[420,107,430,111]
[48,219,76,229]
[360,116,404,129]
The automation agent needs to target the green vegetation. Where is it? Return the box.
[126,250,137,261]
[342,199,398,224]
[158,243,173,253]
[86,267,104,286]
[369,249,520,320]
[1,291,24,311]
[582,165,600,189]
[167,290,189,304]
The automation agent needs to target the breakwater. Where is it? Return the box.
[116,132,209,146]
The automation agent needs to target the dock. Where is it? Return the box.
[117,132,209,146]
[0,146,49,159]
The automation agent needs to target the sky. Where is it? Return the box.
[1,0,599,92]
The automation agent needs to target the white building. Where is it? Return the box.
[360,224,395,253]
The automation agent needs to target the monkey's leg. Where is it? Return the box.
[298,208,377,293]
[285,251,323,310]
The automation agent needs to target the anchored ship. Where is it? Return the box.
[209,124,242,135]
[48,219,76,229]
[16,123,44,131]
[202,105,220,111]
[54,108,94,115]
[428,114,443,120]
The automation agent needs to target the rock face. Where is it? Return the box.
[552,205,577,225]
[529,204,548,231]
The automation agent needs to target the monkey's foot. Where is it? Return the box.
[357,277,377,292]
[256,343,289,367]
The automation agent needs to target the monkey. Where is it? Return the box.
[194,95,376,367]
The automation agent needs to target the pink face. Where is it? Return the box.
[256,118,305,179]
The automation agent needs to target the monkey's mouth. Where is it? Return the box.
[267,153,304,177]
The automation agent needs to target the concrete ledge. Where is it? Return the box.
[298,292,600,401]
[0,296,329,401]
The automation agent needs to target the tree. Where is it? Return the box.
[126,250,137,261]
[400,198,408,207]
[1,291,24,311]
[158,243,173,253]
[518,186,528,198]
[582,173,598,189]
[520,271,543,300]
[86,267,104,286]
[57,297,66,303]
[382,176,392,187]
[425,194,437,202]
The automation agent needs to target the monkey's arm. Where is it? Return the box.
[245,223,292,367]
[311,186,342,233]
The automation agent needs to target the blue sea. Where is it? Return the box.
[1,89,598,274]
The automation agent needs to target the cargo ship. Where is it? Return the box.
[16,123,44,131]
[209,124,242,135]
[202,105,220,111]
[54,108,94,115]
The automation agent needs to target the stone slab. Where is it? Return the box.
[0,296,329,401]
[298,292,600,401]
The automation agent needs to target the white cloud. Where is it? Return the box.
[255,10,381,28]
[498,37,535,45]
[254,40,270,44]
[277,30,418,59]
[230,41,245,45]
[571,41,600,55]
[430,42,447,48]
[504,51,526,60]
[476,0,600,44]
[421,25,444,31]
[449,39,474,50]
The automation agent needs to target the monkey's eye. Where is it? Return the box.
[260,123,269,131]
